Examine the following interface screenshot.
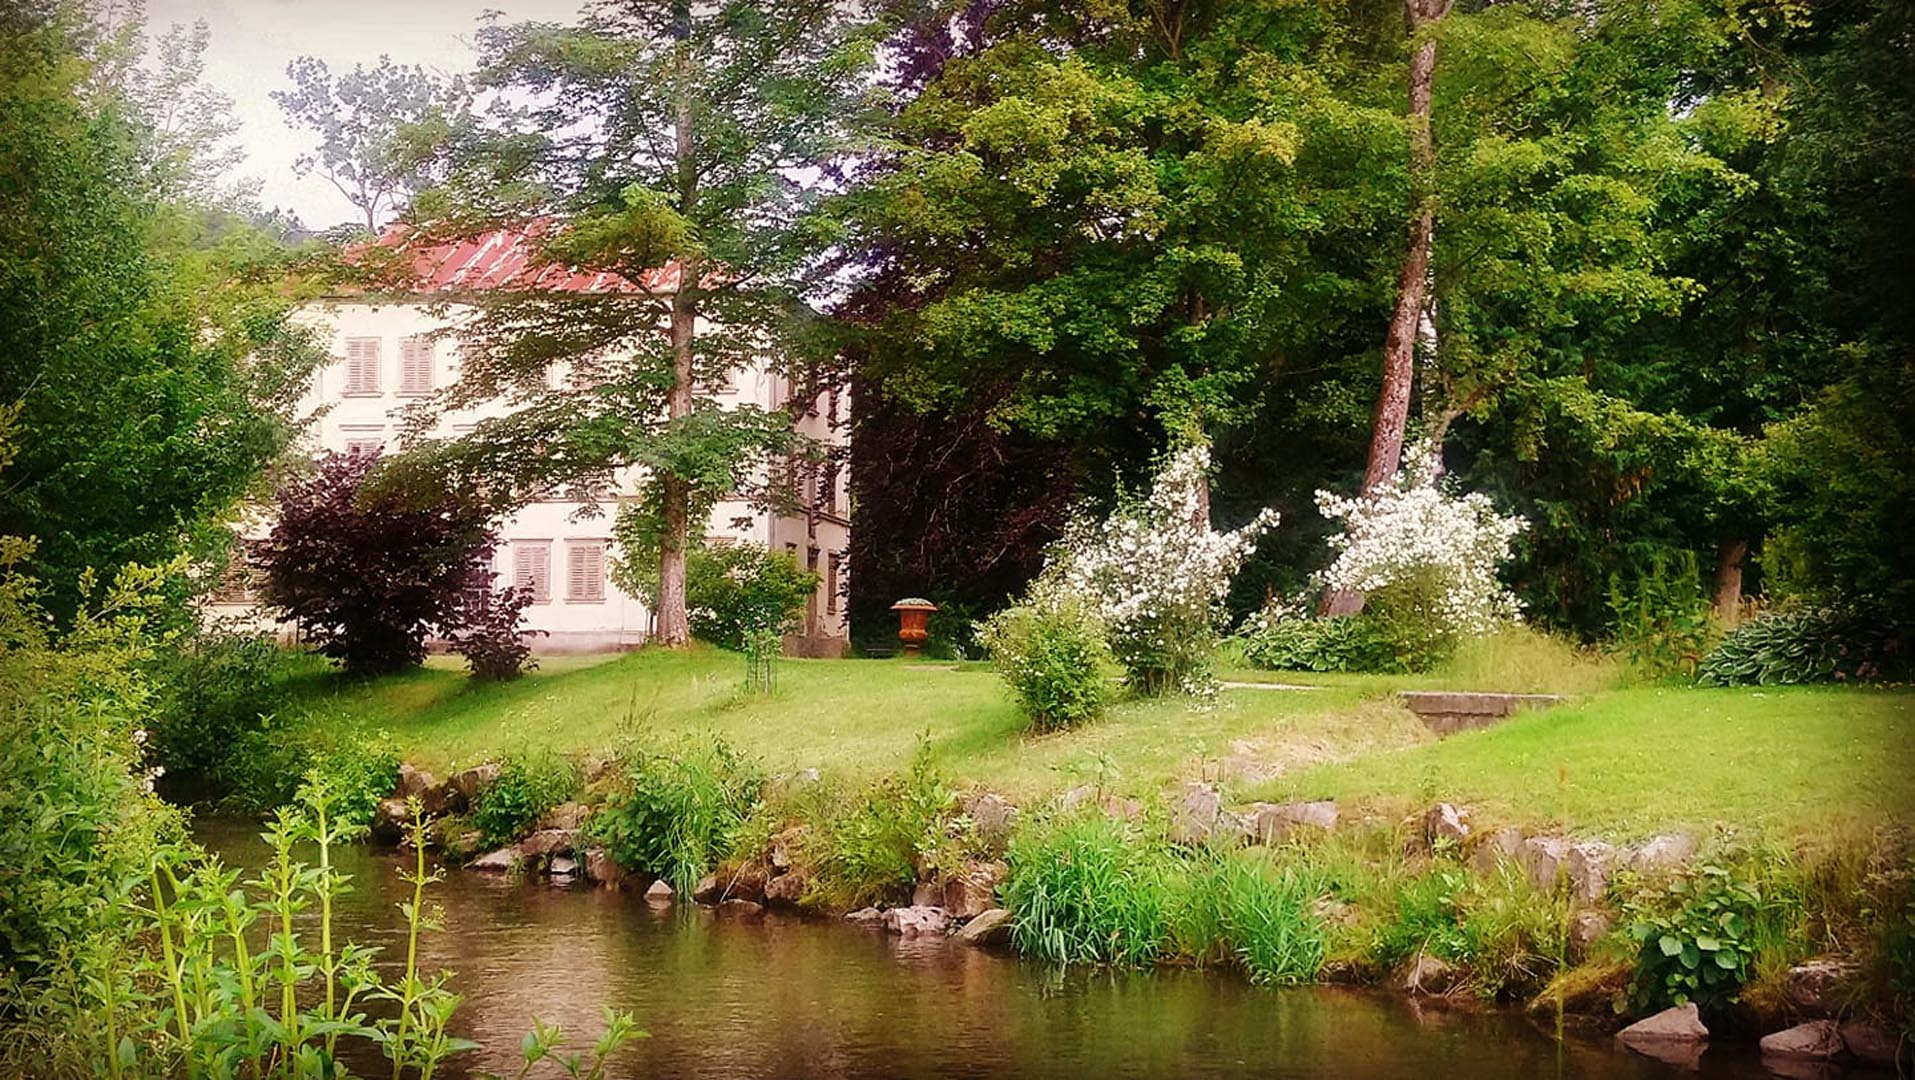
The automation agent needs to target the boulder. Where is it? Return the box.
[950,861,1007,918]
[1521,837,1571,894]
[468,847,520,873]
[583,848,624,887]
[1169,782,1238,847]
[764,869,809,905]
[965,793,1019,853]
[644,879,675,904]
[1761,1020,1848,1062]
[1055,785,1144,822]
[1244,801,1339,845]
[719,898,765,918]
[1784,959,1858,1017]
[1565,841,1617,902]
[396,763,437,800]
[955,908,1014,948]
[1402,954,1458,995]
[844,907,887,928]
[449,762,501,807]
[583,754,618,785]
[370,797,410,844]
[1615,1004,1708,1051]
[1624,832,1699,875]
[539,801,589,831]
[769,826,807,872]
[1839,1021,1907,1067]
[884,905,950,939]
[693,874,723,904]
[548,855,579,878]
[1568,910,1614,959]
[519,829,578,858]
[1422,803,1472,851]
[1469,826,1524,876]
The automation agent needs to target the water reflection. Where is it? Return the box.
[198,818,1784,1080]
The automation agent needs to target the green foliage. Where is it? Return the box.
[1623,859,1774,1015]
[976,596,1110,732]
[1362,862,1564,1001]
[148,633,326,784]
[1699,604,1909,687]
[1005,813,1171,967]
[470,747,583,847]
[1608,555,1718,680]
[590,737,765,894]
[1169,851,1330,986]
[805,743,952,909]
[684,543,819,651]
[1239,610,1400,674]
[219,714,398,828]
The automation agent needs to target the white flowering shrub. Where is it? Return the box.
[1315,441,1526,637]
[1053,443,1279,697]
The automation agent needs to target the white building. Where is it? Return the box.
[212,229,850,654]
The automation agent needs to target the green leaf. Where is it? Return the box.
[1658,934,1683,957]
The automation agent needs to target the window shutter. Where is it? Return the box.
[344,438,382,457]
[513,543,551,604]
[567,542,605,602]
[345,337,381,394]
[400,337,434,394]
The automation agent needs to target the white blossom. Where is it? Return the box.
[1314,438,1526,634]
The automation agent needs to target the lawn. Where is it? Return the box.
[299,644,1913,843]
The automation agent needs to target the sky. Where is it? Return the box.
[145,0,583,229]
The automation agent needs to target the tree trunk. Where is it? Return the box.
[1713,537,1748,625]
[654,7,698,648]
[1323,0,1453,618]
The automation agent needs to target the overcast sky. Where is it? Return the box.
[146,0,583,228]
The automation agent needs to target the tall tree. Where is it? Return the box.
[386,0,874,647]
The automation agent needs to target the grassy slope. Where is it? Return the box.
[303,645,1912,842]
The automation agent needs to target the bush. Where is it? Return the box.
[977,595,1110,732]
[590,737,765,893]
[1004,813,1172,967]
[1608,555,1717,680]
[805,744,951,909]
[1622,858,1774,1016]
[1238,606,1399,673]
[469,746,583,846]
[220,713,398,827]
[1697,603,1909,686]
[446,585,542,681]
[683,543,819,651]
[256,451,496,676]
[1363,862,1563,1000]
[148,631,326,784]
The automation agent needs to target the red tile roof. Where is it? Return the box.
[370,225,679,295]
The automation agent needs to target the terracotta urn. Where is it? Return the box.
[890,598,939,655]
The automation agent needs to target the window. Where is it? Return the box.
[785,542,798,563]
[819,463,838,515]
[826,552,841,615]
[566,540,606,603]
[344,337,381,395]
[399,336,434,395]
[341,426,384,457]
[344,438,383,457]
[214,543,258,604]
[512,542,552,604]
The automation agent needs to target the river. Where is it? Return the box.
[197,817,1797,1079]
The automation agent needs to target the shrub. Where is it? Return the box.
[256,450,496,676]
[1004,813,1172,966]
[806,744,951,909]
[1622,858,1774,1016]
[590,737,764,893]
[470,746,583,846]
[148,631,327,784]
[976,594,1109,732]
[1364,862,1563,1000]
[1607,554,1717,680]
[683,543,818,651]
[1239,605,1400,673]
[219,714,399,827]
[446,585,542,681]
[1697,603,1909,686]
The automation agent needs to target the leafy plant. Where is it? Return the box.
[805,742,952,909]
[148,631,327,786]
[682,542,819,651]
[589,737,765,893]
[1698,603,1908,686]
[219,714,399,827]
[1003,813,1172,967]
[1623,860,1769,1014]
[1238,604,1400,673]
[447,584,543,681]
[976,594,1110,732]
[470,746,583,846]
[1608,555,1718,680]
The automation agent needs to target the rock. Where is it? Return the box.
[468,847,520,873]
[539,801,588,831]
[1169,782,1238,847]
[1422,803,1471,851]
[548,855,579,878]
[1521,837,1571,894]
[583,848,624,887]
[1244,801,1339,845]
[644,879,674,904]
[769,826,806,871]
[519,829,578,858]
[1469,826,1524,876]
[950,861,1007,918]
[884,905,950,939]
[1569,910,1614,959]
[1785,958,1858,1016]
[1624,832,1699,875]
[955,908,1014,947]
[1055,785,1144,822]
[370,797,410,844]
[844,907,886,927]
[583,754,618,785]
[1761,1020,1848,1061]
[965,792,1019,853]
[1839,1021,1906,1067]
[764,869,808,905]
[1565,841,1617,902]
[396,764,449,816]
[693,874,723,904]
[1615,1004,1708,1051]
[719,898,765,918]
[448,762,501,807]
[1402,954,1458,995]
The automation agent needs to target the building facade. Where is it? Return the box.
[210,229,850,654]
